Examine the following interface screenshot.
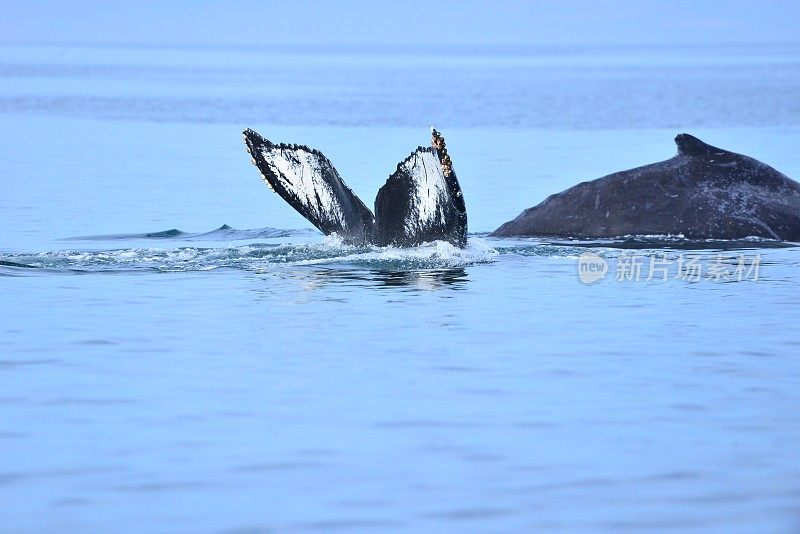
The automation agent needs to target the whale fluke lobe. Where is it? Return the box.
[243,127,467,247]
[373,129,466,246]
[492,133,800,241]
[243,128,374,243]
[374,150,467,247]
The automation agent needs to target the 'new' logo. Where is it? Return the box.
[578,252,608,284]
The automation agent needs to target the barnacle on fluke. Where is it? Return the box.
[431,127,452,177]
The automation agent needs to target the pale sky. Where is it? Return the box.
[2,0,798,48]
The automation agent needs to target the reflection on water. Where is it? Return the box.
[310,267,470,291]
[373,268,469,290]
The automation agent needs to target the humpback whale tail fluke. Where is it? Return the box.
[243,128,467,248]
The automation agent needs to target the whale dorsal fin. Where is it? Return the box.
[243,129,374,243]
[675,133,727,158]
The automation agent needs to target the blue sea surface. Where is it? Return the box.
[1,44,800,532]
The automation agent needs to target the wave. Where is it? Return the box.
[3,226,794,276]
[487,234,796,252]
[60,225,318,242]
[0,237,499,274]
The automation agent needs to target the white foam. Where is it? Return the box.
[6,237,500,272]
[297,237,498,268]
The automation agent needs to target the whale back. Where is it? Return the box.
[492,134,800,240]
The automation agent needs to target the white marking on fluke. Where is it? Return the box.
[258,146,345,228]
[397,150,448,236]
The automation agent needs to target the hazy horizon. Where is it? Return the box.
[2,0,799,49]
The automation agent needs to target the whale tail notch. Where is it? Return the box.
[243,127,467,248]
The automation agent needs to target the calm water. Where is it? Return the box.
[1,44,800,532]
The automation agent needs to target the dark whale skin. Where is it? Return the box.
[492,134,800,241]
[373,147,467,247]
[243,128,467,248]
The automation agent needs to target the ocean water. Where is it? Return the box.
[1,43,800,532]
